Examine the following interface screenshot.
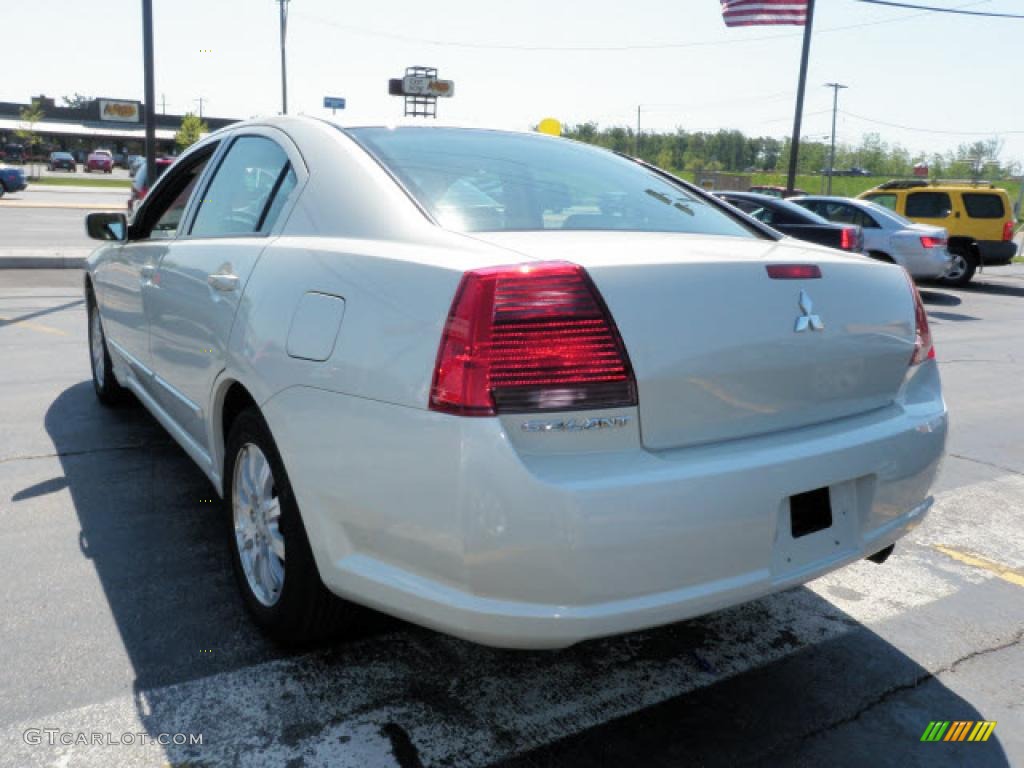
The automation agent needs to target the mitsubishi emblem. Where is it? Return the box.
[795,289,824,332]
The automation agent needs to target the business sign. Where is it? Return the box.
[323,96,346,110]
[99,99,141,123]
[401,76,454,97]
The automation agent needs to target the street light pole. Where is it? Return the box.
[278,0,289,115]
[825,82,847,195]
[141,0,156,185]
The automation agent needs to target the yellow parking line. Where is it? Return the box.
[934,545,1024,588]
[0,316,67,336]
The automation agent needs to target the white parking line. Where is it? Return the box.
[3,475,1021,768]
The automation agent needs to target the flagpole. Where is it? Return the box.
[785,0,816,195]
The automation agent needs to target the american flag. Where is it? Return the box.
[720,0,808,26]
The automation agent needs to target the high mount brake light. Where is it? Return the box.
[766,264,822,279]
[429,262,637,416]
[905,269,935,366]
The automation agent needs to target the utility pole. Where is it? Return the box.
[161,93,166,114]
[278,0,289,114]
[141,0,156,187]
[785,0,816,195]
[824,82,847,195]
[194,97,206,119]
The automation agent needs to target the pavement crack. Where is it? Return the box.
[0,441,171,465]
[948,452,1024,477]
[743,628,1024,766]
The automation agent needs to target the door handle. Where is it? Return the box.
[208,273,240,292]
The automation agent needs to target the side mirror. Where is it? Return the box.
[85,212,128,242]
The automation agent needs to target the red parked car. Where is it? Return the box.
[128,156,174,212]
[85,150,114,173]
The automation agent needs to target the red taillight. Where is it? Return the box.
[839,227,858,252]
[919,236,946,249]
[766,264,821,279]
[1003,220,1014,242]
[429,261,637,416]
[905,270,934,366]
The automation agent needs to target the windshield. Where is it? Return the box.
[348,127,758,238]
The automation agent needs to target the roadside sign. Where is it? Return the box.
[401,76,454,98]
[323,96,346,110]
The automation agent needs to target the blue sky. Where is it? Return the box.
[3,0,1022,161]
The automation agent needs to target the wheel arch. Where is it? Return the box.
[947,236,977,257]
[212,377,261,496]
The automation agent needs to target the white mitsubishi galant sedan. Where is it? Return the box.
[83,117,947,649]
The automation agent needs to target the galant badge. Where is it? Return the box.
[795,289,824,332]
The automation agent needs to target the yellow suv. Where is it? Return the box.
[857,180,1017,285]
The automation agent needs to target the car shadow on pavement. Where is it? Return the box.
[959,278,1024,299]
[41,383,400,698]
[43,382,1011,768]
[918,289,961,307]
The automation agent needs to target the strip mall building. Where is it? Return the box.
[0,95,238,161]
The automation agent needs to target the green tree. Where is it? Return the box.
[15,100,44,178]
[61,93,92,109]
[175,112,209,151]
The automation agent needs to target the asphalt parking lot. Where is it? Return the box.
[0,253,1022,766]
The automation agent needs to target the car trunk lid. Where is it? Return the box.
[466,232,915,450]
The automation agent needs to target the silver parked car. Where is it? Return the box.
[82,117,946,648]
[793,196,952,280]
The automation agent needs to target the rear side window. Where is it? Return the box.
[905,192,952,218]
[864,193,896,211]
[191,136,294,237]
[962,193,1005,219]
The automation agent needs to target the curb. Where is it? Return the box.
[0,256,86,269]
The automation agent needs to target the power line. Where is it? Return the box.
[855,0,1024,18]
[840,109,1024,135]
[290,0,993,53]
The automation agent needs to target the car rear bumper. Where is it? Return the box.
[262,361,947,649]
[900,246,953,279]
[978,240,1017,266]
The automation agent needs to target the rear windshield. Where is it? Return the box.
[962,193,1005,219]
[348,127,757,237]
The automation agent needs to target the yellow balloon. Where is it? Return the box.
[537,118,561,137]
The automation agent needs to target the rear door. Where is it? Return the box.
[146,129,302,453]
[960,191,1007,242]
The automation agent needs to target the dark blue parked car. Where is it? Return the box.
[0,165,28,197]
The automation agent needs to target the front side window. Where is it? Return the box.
[906,192,952,218]
[190,136,293,237]
[349,128,757,238]
[134,150,215,240]
[962,193,1004,219]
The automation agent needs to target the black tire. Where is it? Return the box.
[224,407,348,645]
[87,293,128,405]
[942,248,977,287]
